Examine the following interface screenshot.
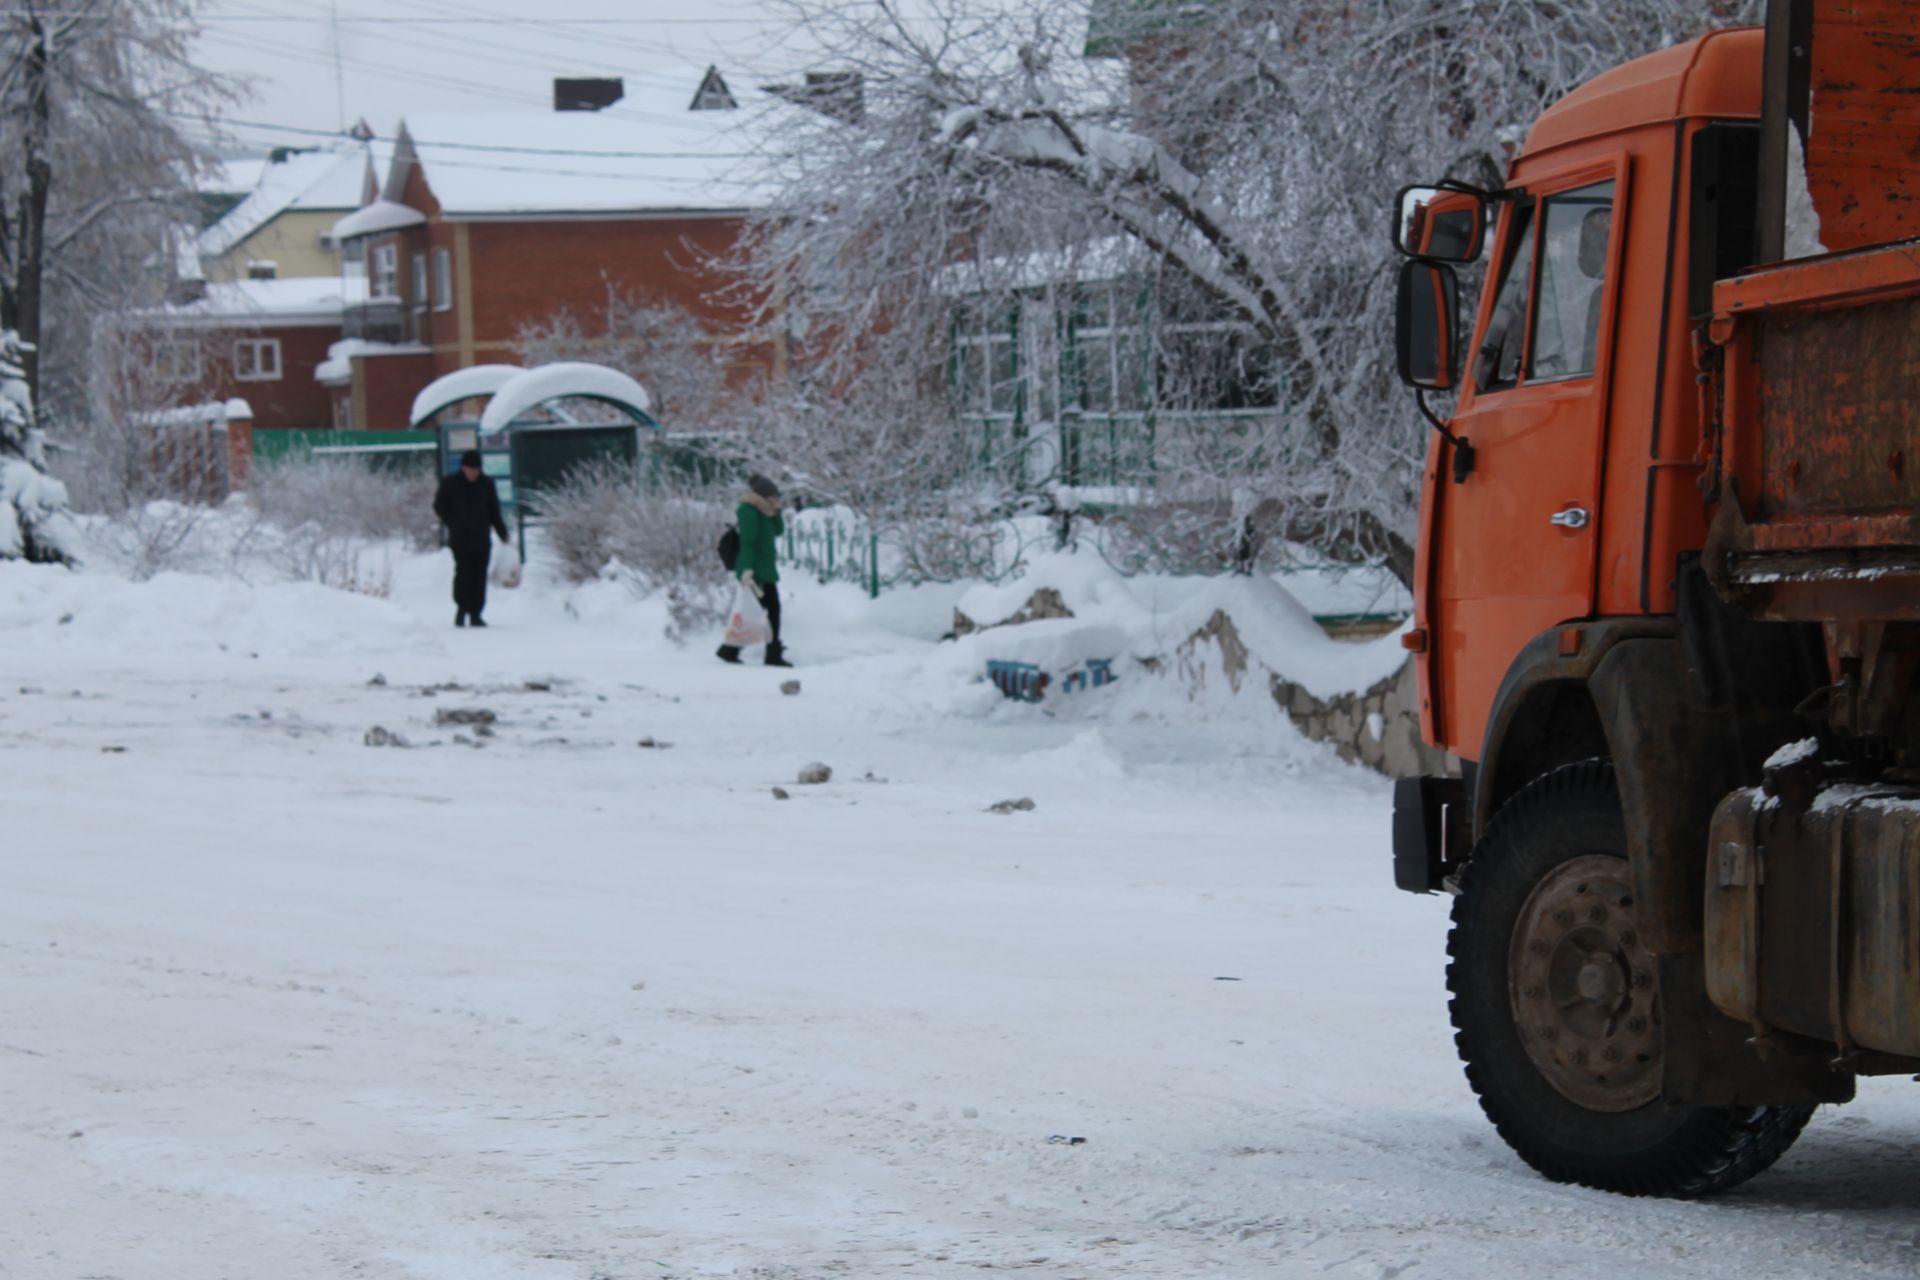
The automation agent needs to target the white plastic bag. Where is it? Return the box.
[723,580,772,648]
[490,543,522,589]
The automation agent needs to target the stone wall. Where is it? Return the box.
[970,590,1455,780]
[1176,608,1453,779]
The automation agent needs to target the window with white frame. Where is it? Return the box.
[410,253,427,312]
[952,302,1021,419]
[152,340,201,384]
[371,243,398,299]
[1065,286,1150,416]
[233,337,282,381]
[432,247,452,311]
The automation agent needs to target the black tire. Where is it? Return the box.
[1447,760,1814,1196]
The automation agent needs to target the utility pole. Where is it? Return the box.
[330,0,346,132]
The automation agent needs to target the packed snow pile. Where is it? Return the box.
[948,552,1435,774]
[0,559,424,661]
[953,551,1407,697]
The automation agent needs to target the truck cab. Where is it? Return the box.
[1386,5,1920,1197]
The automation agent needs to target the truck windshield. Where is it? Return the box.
[1473,202,1535,391]
[1528,180,1616,380]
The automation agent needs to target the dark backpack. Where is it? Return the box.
[717,524,740,571]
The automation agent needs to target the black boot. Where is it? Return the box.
[764,642,792,668]
[716,645,742,664]
[469,614,487,628]
[455,609,467,627]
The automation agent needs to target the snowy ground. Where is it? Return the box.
[5,543,1920,1280]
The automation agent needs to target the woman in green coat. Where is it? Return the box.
[718,473,792,667]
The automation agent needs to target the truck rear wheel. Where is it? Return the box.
[1446,760,1814,1196]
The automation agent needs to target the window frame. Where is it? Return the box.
[153,339,202,385]
[410,252,428,314]
[1468,157,1627,398]
[432,247,452,312]
[232,337,283,382]
[370,242,398,300]
[1523,178,1618,386]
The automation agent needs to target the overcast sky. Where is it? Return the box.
[191,0,818,153]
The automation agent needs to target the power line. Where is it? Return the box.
[0,8,780,19]
[200,13,776,21]
[188,111,752,159]
[207,0,752,133]
[198,28,553,110]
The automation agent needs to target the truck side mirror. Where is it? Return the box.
[1396,259,1460,392]
[1393,185,1486,263]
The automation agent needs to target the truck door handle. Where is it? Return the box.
[1550,506,1591,529]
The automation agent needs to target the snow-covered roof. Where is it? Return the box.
[409,364,525,427]
[330,200,427,242]
[198,145,380,259]
[382,80,784,218]
[936,236,1144,297]
[478,363,654,434]
[136,276,369,329]
[202,155,269,196]
[315,337,429,385]
[131,398,253,428]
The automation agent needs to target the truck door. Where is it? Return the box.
[1427,165,1624,757]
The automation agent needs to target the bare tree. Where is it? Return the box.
[0,0,237,430]
[514,288,748,432]
[742,0,1756,583]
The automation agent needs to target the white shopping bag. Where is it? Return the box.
[723,580,772,648]
[490,543,522,589]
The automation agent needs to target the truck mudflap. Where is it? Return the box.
[1391,775,1466,894]
[1708,777,1920,1063]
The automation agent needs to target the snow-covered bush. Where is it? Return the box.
[250,454,437,550]
[90,499,224,580]
[533,455,734,631]
[244,454,436,595]
[0,329,75,562]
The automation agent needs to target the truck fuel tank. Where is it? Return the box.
[1707,773,1920,1061]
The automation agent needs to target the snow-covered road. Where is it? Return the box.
[5,553,1920,1279]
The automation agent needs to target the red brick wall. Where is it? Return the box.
[123,323,339,432]
[356,351,437,431]
[466,216,753,352]
[231,326,338,430]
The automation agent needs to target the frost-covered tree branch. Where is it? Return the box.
[738,0,1757,582]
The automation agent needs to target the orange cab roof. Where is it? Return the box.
[1521,27,1764,162]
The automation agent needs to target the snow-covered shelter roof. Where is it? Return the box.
[198,145,378,260]
[409,364,525,427]
[478,364,655,434]
[381,80,784,218]
[130,277,369,329]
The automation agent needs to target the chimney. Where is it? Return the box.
[554,77,624,112]
[763,72,864,125]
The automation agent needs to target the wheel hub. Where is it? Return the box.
[1509,855,1662,1112]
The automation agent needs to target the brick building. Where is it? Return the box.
[322,72,780,430]
[118,276,367,433]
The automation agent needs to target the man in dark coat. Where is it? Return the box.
[433,449,510,627]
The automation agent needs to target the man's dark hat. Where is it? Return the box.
[459,449,483,469]
[747,473,780,499]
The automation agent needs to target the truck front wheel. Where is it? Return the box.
[1446,760,1813,1196]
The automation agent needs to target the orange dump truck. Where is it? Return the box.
[1388,1,1920,1195]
